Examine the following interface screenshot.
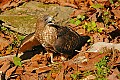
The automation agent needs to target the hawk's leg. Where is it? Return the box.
[49,52,54,63]
[45,52,54,63]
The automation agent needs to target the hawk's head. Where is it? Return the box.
[43,15,55,25]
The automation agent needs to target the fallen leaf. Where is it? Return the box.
[55,69,64,80]
[19,33,41,52]
[112,10,120,18]
[0,37,12,51]
[107,68,120,80]
[76,28,85,35]
[0,60,11,73]
[60,2,78,9]
[116,56,120,63]
[15,75,21,80]
[70,10,86,17]
[36,66,51,74]
[0,0,22,11]
[31,61,39,68]
[51,73,58,79]
[78,53,107,71]
[31,54,41,62]
[65,72,72,80]
[22,73,38,80]
[15,66,24,75]
[5,66,17,79]
[24,66,34,73]
[68,63,77,71]
[92,33,104,43]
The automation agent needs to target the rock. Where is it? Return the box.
[87,42,120,53]
[0,1,75,34]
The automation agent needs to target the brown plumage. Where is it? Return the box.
[34,16,90,62]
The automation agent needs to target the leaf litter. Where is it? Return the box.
[1,0,120,80]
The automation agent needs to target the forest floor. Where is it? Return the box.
[0,0,120,80]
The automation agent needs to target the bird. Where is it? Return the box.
[34,15,90,63]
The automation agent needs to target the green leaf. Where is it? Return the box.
[17,35,25,41]
[109,0,114,4]
[13,56,22,67]
[1,26,7,31]
[98,28,104,33]
[81,15,85,20]
[91,4,104,8]
[91,21,96,27]
[77,15,85,20]
[71,74,77,79]
[112,22,115,25]
[104,12,109,15]
[69,19,75,24]
[87,28,91,32]
[75,20,81,26]
[82,24,87,29]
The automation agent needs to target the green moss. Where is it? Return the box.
[0,15,36,28]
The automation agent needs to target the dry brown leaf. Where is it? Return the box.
[15,75,21,80]
[87,0,93,5]
[76,28,85,35]
[31,61,39,68]
[91,13,97,21]
[0,0,11,10]
[0,60,5,67]
[107,68,120,80]
[68,63,77,71]
[5,66,17,79]
[85,52,101,59]
[78,53,107,71]
[23,61,39,72]
[0,60,11,73]
[0,32,4,37]
[31,54,41,62]
[0,37,12,51]
[93,33,104,43]
[19,33,41,52]
[15,67,24,75]
[96,0,108,2]
[116,56,120,63]
[65,72,72,80]
[51,73,58,79]
[31,54,48,65]
[36,66,51,74]
[21,74,29,80]
[112,10,120,18]
[55,69,64,80]
[96,22,104,29]
[39,0,85,9]
[24,66,34,73]
[60,2,78,8]
[23,73,38,80]
[0,0,22,11]
[70,10,86,17]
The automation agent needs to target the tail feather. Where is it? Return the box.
[80,36,90,44]
[76,36,90,50]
